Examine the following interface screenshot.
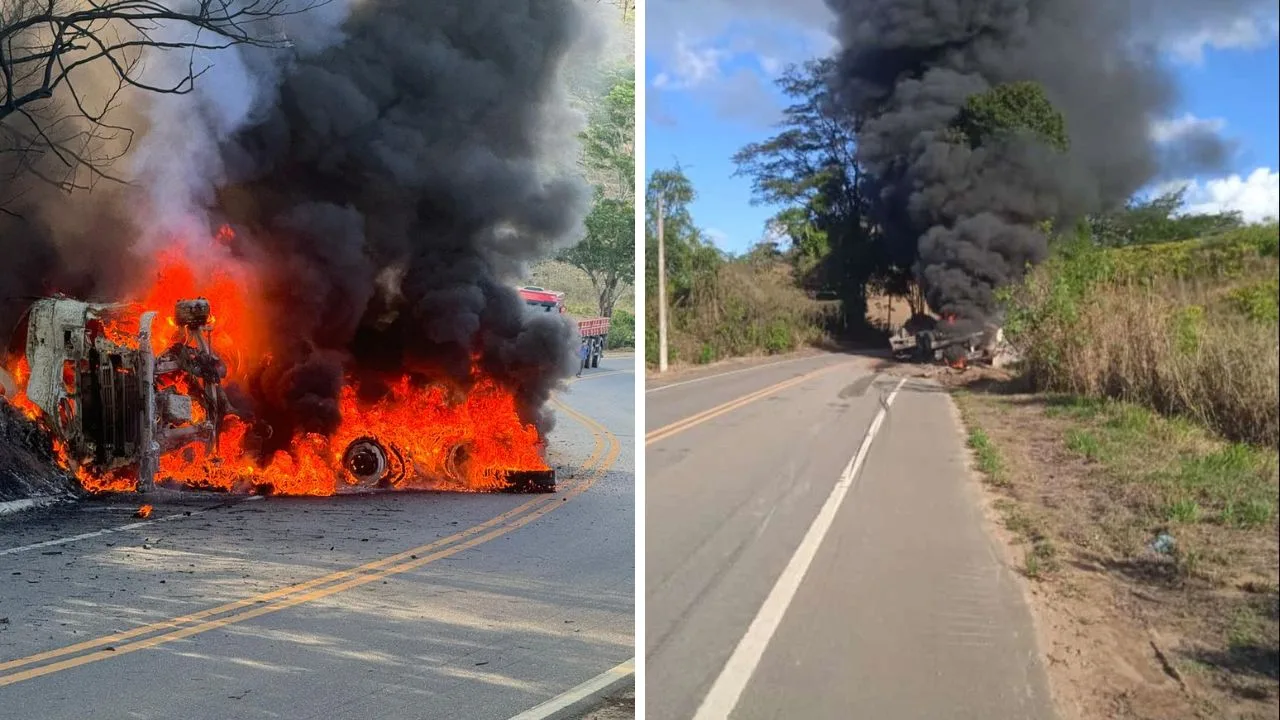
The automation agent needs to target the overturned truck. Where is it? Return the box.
[7,297,555,495]
[17,297,229,492]
[889,315,1014,368]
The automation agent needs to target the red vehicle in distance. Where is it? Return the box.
[517,287,609,370]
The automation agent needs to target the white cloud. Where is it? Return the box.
[703,228,731,249]
[652,34,727,90]
[646,0,833,124]
[1149,113,1227,143]
[1164,12,1280,64]
[1168,167,1280,223]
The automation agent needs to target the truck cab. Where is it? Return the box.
[516,286,609,371]
[517,286,566,314]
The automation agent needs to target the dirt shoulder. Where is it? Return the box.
[910,364,1278,719]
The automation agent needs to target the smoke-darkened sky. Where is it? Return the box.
[645,0,1278,255]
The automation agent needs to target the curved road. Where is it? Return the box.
[0,356,634,720]
[645,352,1053,720]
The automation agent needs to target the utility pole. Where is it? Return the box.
[656,193,668,372]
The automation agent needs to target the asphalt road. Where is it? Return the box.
[646,352,1053,720]
[0,356,634,720]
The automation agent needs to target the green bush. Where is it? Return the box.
[607,309,635,349]
[763,321,794,354]
[646,259,832,367]
[1003,225,1279,447]
[1226,279,1280,324]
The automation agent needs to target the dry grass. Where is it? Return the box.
[1037,280,1278,446]
[645,260,836,366]
[1008,228,1279,447]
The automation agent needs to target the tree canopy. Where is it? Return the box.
[558,72,635,318]
[731,63,1083,328]
[949,81,1069,153]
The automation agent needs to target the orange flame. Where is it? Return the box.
[2,358,42,421]
[136,504,153,519]
[3,230,549,496]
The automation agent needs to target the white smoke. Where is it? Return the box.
[126,0,357,250]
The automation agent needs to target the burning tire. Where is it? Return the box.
[342,437,394,489]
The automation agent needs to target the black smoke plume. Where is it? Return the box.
[2,0,594,457]
[822,0,1261,328]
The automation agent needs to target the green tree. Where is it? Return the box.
[949,81,1069,152]
[559,72,635,317]
[732,59,911,329]
[645,166,722,305]
[561,192,633,317]
[580,72,634,199]
[1088,187,1244,247]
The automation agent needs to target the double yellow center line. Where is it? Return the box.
[0,396,619,688]
[645,363,848,445]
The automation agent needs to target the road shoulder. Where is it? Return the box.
[953,384,1279,720]
[734,377,1054,719]
[573,688,634,720]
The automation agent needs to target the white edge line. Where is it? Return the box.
[0,495,263,557]
[645,354,820,393]
[507,658,635,720]
[691,376,907,720]
[0,494,72,516]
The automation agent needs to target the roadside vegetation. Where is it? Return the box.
[1004,220,1279,447]
[643,167,837,366]
[957,386,1278,718]
[522,1,634,349]
[952,211,1279,718]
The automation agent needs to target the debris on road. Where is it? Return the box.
[135,504,154,519]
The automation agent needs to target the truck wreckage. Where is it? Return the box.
[2,296,555,495]
[889,315,1018,369]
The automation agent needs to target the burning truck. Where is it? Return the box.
[889,314,1016,370]
[0,253,559,497]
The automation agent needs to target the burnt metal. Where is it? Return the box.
[20,298,228,492]
[501,468,556,493]
[174,298,212,328]
[343,437,390,485]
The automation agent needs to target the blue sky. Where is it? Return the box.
[645,1,1280,256]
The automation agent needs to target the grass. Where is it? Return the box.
[1044,396,1278,533]
[955,386,1279,716]
[1004,224,1280,447]
[966,427,1007,484]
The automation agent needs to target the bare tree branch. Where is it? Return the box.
[1,0,325,211]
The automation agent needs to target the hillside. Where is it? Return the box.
[524,260,634,318]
